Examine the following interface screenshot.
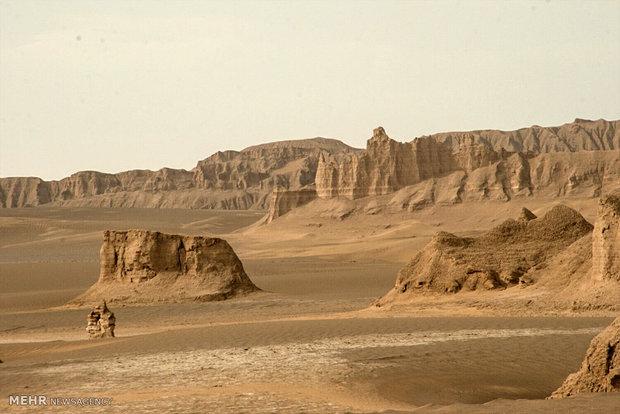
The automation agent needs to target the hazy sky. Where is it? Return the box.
[1,0,619,180]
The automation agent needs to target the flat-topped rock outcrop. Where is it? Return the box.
[71,230,259,305]
[550,316,620,398]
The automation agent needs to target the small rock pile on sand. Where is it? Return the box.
[86,301,115,339]
[550,316,620,398]
[71,230,259,305]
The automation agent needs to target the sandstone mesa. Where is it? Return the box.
[71,230,258,305]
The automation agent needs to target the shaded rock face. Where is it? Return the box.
[592,194,620,282]
[379,205,593,300]
[316,119,620,203]
[0,177,52,207]
[265,187,317,223]
[86,301,115,339]
[73,230,258,305]
[386,150,620,211]
[0,138,356,209]
[550,317,620,398]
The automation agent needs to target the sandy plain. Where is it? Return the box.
[0,201,618,413]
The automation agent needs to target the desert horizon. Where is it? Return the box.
[1,1,619,413]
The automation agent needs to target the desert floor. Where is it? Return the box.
[1,202,619,413]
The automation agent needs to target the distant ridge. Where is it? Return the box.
[1,118,618,210]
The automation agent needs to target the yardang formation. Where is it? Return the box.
[375,193,620,312]
[71,230,258,305]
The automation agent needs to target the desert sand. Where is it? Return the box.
[1,118,619,412]
[1,199,619,412]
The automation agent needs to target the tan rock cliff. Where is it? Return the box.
[316,119,620,204]
[264,187,318,223]
[1,138,356,209]
[2,119,617,212]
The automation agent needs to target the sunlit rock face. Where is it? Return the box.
[316,119,620,203]
[72,230,259,305]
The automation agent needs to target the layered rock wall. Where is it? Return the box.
[388,150,620,211]
[1,138,356,209]
[316,119,620,202]
[2,119,618,211]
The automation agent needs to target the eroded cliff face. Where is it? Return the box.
[0,177,51,207]
[264,187,317,223]
[316,127,454,199]
[316,119,620,203]
[388,150,620,211]
[71,230,258,305]
[592,194,620,282]
[0,138,357,209]
[550,316,620,398]
[2,119,618,211]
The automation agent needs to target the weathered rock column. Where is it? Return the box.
[592,194,620,281]
[86,301,116,339]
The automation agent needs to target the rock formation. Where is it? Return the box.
[86,301,115,339]
[71,230,259,305]
[316,126,454,199]
[2,119,618,214]
[0,138,357,209]
[376,193,620,311]
[317,119,620,205]
[550,316,620,398]
[592,195,620,282]
[377,205,593,298]
[264,187,317,223]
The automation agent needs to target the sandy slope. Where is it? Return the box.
[1,203,618,412]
